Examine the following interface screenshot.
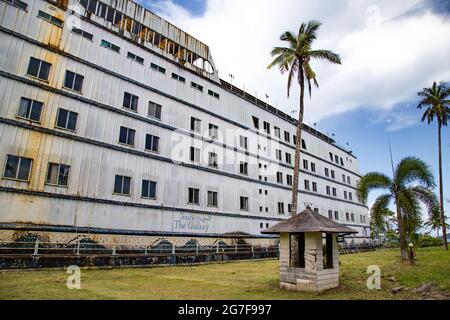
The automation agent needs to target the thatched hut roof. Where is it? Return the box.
[262,209,358,235]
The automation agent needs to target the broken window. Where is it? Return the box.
[37,10,63,27]
[208,153,218,168]
[190,147,200,163]
[252,116,260,129]
[208,124,218,140]
[46,163,70,187]
[190,117,201,133]
[72,28,93,41]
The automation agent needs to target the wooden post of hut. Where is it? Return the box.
[262,209,357,293]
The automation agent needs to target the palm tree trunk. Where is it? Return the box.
[289,67,305,269]
[291,69,305,216]
[437,123,448,250]
[396,200,407,260]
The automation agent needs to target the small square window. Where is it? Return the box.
[148,101,162,120]
[207,191,218,207]
[145,134,159,153]
[123,92,139,112]
[56,108,78,131]
[27,57,51,81]
[64,70,84,92]
[119,126,136,146]
[17,97,43,122]
[114,175,131,195]
[189,188,200,205]
[3,155,32,181]
[142,180,157,199]
[46,163,70,187]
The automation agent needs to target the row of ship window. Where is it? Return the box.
[26,51,350,176]
[24,56,354,179]
[12,1,351,169]
[28,16,346,171]
[1,154,366,223]
[16,107,356,202]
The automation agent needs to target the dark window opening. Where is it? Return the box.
[3,155,32,181]
[290,233,305,268]
[119,126,135,146]
[114,175,131,195]
[323,233,334,269]
[252,116,259,129]
[17,97,43,122]
[56,108,78,131]
[142,180,157,199]
[64,70,84,92]
[27,57,51,81]
[72,28,94,41]
[123,92,139,112]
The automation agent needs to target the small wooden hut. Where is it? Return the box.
[262,209,357,292]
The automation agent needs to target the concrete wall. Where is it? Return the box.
[279,232,340,292]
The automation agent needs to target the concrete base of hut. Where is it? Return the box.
[278,232,340,293]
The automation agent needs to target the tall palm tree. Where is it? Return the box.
[357,157,438,260]
[267,21,341,216]
[417,82,450,250]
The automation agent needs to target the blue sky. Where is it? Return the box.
[138,0,450,230]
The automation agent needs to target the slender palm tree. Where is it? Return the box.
[357,157,438,260]
[424,208,449,238]
[417,82,450,250]
[268,21,341,216]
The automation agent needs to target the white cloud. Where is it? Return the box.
[139,0,450,123]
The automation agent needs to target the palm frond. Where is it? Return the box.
[370,193,392,231]
[409,186,440,219]
[309,50,342,65]
[357,172,392,204]
[394,156,436,189]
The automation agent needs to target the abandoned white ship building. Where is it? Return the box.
[0,0,370,247]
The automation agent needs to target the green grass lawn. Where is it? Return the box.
[0,247,449,300]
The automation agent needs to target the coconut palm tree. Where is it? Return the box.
[267,21,341,216]
[357,157,438,260]
[417,82,450,250]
